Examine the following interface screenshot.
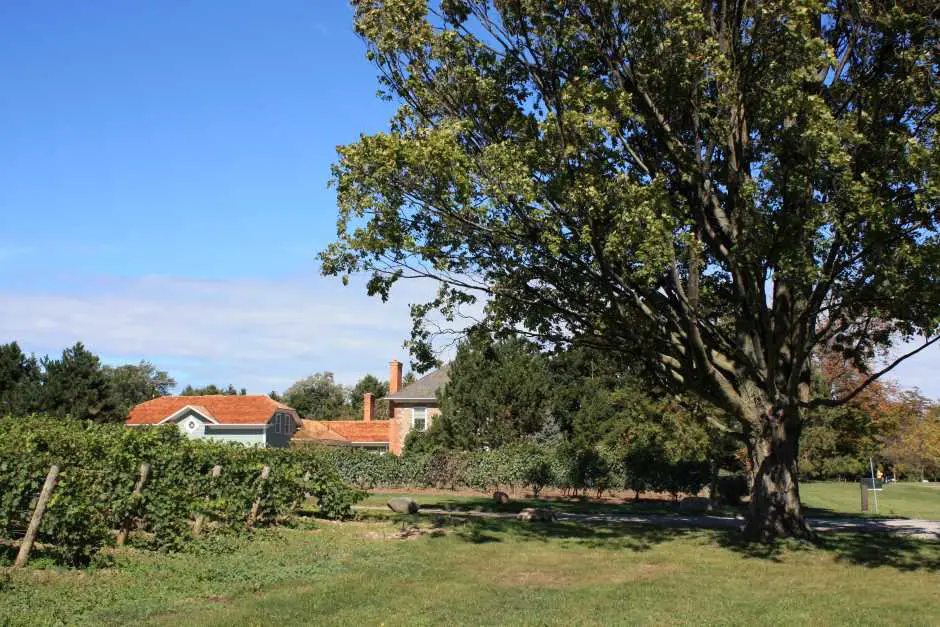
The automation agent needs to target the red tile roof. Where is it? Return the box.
[294,419,391,444]
[126,395,298,426]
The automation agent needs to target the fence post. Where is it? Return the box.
[193,465,222,537]
[116,462,152,546]
[14,464,59,568]
[248,465,271,527]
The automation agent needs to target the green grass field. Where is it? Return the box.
[801,481,940,520]
[2,513,940,626]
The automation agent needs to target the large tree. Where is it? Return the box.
[283,372,350,420]
[322,1,939,538]
[105,361,177,417]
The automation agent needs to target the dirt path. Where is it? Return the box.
[354,505,940,539]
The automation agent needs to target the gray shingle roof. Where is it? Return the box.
[384,364,450,400]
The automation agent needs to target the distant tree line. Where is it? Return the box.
[279,372,392,421]
[0,339,406,424]
[4,335,936,483]
[0,341,175,423]
[181,384,247,396]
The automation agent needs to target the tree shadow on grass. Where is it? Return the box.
[408,496,690,517]
[820,532,940,572]
[365,509,940,573]
[420,514,697,552]
[716,529,940,572]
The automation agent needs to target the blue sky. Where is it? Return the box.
[0,1,437,391]
[0,1,936,397]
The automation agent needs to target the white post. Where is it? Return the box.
[869,457,879,514]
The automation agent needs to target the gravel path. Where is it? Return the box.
[354,505,940,539]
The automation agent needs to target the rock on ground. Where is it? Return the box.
[387,497,420,514]
[517,507,556,522]
[493,491,510,504]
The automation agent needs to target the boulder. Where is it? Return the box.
[517,507,556,522]
[678,496,712,513]
[387,497,419,514]
[493,491,510,504]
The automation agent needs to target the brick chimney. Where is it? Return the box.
[389,360,403,394]
[362,392,375,422]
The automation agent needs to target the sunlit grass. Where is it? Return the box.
[801,481,940,520]
[2,514,939,626]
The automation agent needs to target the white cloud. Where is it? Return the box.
[0,273,459,392]
[3,273,933,400]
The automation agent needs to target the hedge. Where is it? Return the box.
[0,416,363,566]
[298,441,710,500]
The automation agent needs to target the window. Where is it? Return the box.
[273,413,292,435]
[412,407,427,432]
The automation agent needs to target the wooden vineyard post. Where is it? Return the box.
[248,465,271,527]
[193,465,222,537]
[116,462,152,546]
[14,464,59,568]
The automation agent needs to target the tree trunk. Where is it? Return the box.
[743,405,815,540]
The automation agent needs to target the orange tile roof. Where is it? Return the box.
[126,395,298,426]
[294,419,391,443]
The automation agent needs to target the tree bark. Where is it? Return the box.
[743,405,815,540]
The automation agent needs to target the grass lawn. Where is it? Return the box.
[2,514,939,626]
[801,481,940,520]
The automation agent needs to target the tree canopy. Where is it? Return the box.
[322,0,939,538]
[0,342,42,416]
[350,374,390,419]
[105,362,177,418]
[41,342,116,422]
[435,332,551,448]
[283,372,350,420]
[180,384,246,396]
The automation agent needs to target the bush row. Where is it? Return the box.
[302,441,713,500]
[0,416,363,566]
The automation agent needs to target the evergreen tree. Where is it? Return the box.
[42,342,116,422]
[349,374,389,419]
[0,341,42,416]
[436,333,551,449]
[180,384,242,396]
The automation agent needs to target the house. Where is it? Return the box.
[385,359,449,451]
[293,359,449,454]
[126,395,302,448]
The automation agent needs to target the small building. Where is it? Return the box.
[126,395,301,447]
[293,359,449,455]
